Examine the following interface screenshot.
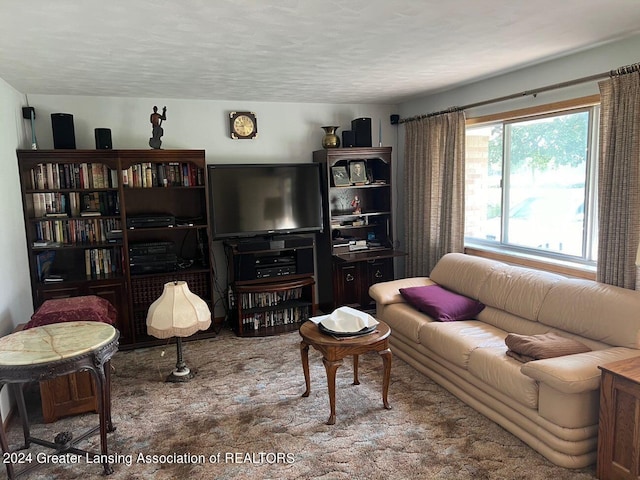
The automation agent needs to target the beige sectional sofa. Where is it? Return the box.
[369,252,640,468]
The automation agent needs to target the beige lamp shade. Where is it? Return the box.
[146,281,211,339]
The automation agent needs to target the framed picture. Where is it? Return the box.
[349,161,367,184]
[331,166,350,186]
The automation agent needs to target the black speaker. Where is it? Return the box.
[51,113,76,149]
[342,130,356,148]
[94,128,112,149]
[390,114,400,125]
[351,118,372,147]
[295,249,314,275]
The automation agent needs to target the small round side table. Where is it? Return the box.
[0,321,119,479]
[299,320,392,425]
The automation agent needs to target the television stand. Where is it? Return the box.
[224,237,316,337]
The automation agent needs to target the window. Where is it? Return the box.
[465,102,599,265]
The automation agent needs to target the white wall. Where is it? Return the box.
[26,95,399,318]
[0,77,33,421]
[394,33,640,273]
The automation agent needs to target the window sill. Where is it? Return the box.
[464,244,596,281]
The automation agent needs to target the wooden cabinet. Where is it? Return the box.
[17,149,216,349]
[313,147,403,311]
[225,240,316,336]
[334,255,394,309]
[40,371,97,423]
[597,356,640,480]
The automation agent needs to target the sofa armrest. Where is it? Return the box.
[369,277,434,306]
[521,347,640,394]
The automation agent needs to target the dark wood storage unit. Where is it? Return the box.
[225,239,316,337]
[17,149,216,349]
[313,147,404,311]
[597,356,640,480]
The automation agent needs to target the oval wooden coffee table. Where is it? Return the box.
[299,320,392,425]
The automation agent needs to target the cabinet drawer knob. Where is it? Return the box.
[345,273,355,282]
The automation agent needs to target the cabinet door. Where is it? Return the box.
[87,281,129,343]
[333,263,360,308]
[362,258,394,307]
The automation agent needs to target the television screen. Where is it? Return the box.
[208,163,323,239]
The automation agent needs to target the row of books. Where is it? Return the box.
[85,248,123,277]
[30,163,118,190]
[34,218,122,245]
[240,306,310,330]
[122,162,204,188]
[28,162,205,191]
[238,287,304,309]
[31,191,120,218]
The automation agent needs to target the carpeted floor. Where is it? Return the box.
[4,327,598,479]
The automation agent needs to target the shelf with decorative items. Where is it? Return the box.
[313,147,404,312]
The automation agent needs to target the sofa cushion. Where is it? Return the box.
[399,285,485,322]
[505,332,591,363]
[538,278,640,349]
[419,320,507,369]
[477,265,564,322]
[429,253,502,299]
[468,345,539,409]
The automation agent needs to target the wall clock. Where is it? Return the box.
[229,111,257,139]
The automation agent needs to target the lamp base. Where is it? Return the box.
[166,366,196,383]
[165,337,196,383]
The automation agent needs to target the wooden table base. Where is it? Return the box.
[299,320,392,425]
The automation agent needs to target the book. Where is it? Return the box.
[35,250,56,282]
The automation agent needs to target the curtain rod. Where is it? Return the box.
[399,61,640,124]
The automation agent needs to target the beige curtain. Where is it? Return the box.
[597,68,640,289]
[404,111,466,276]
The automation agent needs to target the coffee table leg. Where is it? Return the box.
[352,355,360,385]
[300,341,311,397]
[379,348,392,410]
[323,357,343,425]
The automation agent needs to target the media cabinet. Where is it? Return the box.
[224,236,316,337]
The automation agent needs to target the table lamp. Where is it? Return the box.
[146,281,211,382]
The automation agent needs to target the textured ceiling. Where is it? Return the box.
[1,0,640,104]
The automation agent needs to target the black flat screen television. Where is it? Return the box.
[207,163,324,239]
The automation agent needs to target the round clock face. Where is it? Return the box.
[233,115,255,137]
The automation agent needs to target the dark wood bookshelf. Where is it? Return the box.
[17,149,215,349]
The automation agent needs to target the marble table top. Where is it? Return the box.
[0,321,117,366]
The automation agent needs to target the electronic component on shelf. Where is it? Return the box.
[126,214,175,229]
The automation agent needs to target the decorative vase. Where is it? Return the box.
[321,126,341,148]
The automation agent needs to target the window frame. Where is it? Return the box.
[464,95,601,278]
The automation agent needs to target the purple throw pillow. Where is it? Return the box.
[399,284,485,322]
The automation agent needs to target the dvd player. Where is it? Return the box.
[129,241,175,256]
[127,214,175,229]
[129,253,178,274]
[255,265,296,278]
